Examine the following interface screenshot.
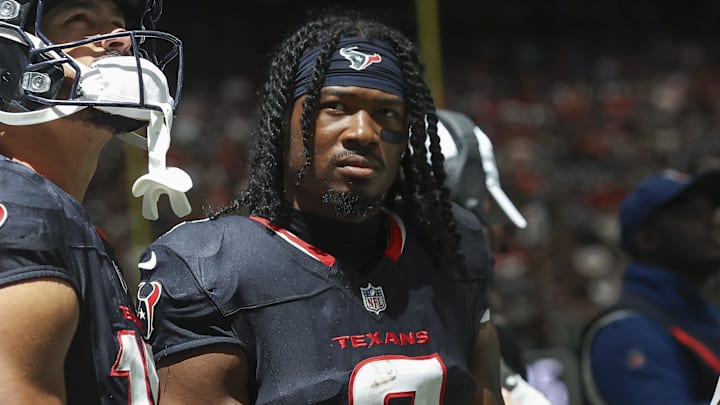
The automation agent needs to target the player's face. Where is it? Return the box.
[40,0,132,73]
[38,0,143,133]
[285,86,408,221]
[647,191,720,280]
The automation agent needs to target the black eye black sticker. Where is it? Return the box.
[380,128,404,145]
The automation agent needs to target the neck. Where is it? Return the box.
[0,120,112,202]
[288,209,386,261]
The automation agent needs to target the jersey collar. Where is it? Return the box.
[249,211,406,267]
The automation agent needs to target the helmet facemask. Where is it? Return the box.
[0,0,191,220]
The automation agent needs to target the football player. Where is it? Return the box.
[0,0,189,403]
[137,12,505,405]
[437,109,554,405]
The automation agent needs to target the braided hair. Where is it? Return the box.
[216,12,462,263]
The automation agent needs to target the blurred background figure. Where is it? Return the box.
[580,169,720,405]
[437,108,564,405]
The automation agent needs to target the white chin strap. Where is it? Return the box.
[130,104,192,220]
[0,55,192,220]
[85,57,193,220]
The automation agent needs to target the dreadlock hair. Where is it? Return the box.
[215,12,462,263]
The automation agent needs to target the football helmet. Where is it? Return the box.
[0,0,183,122]
[436,109,527,229]
[0,0,191,220]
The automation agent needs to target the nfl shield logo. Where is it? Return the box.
[360,283,387,315]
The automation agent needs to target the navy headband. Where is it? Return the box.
[293,37,405,100]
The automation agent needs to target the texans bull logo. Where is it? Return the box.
[136,281,162,339]
[339,46,382,71]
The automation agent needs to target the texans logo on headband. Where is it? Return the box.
[293,38,404,99]
[339,47,382,71]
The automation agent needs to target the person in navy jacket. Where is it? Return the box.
[581,169,720,405]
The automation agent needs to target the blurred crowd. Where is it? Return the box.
[85,31,720,361]
[444,35,720,352]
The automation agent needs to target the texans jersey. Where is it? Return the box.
[0,156,158,404]
[139,203,494,404]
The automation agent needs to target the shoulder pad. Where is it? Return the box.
[452,202,494,279]
[149,215,331,316]
[451,202,485,232]
[0,161,72,251]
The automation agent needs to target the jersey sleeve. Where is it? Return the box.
[0,195,79,291]
[452,203,495,330]
[590,315,708,405]
[138,241,242,364]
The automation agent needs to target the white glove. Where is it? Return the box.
[501,359,553,405]
[503,373,553,405]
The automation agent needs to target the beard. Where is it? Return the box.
[71,108,146,134]
[321,189,383,218]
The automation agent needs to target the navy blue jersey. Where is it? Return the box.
[139,203,493,404]
[0,157,158,404]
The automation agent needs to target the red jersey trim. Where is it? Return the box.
[669,326,720,373]
[249,216,336,267]
[249,212,407,267]
[383,211,405,262]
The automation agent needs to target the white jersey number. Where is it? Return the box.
[110,330,159,404]
[349,354,446,405]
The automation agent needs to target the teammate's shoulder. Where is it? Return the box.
[150,214,260,254]
[143,214,330,317]
[450,202,485,232]
[0,158,84,249]
[450,202,492,257]
[0,158,66,210]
